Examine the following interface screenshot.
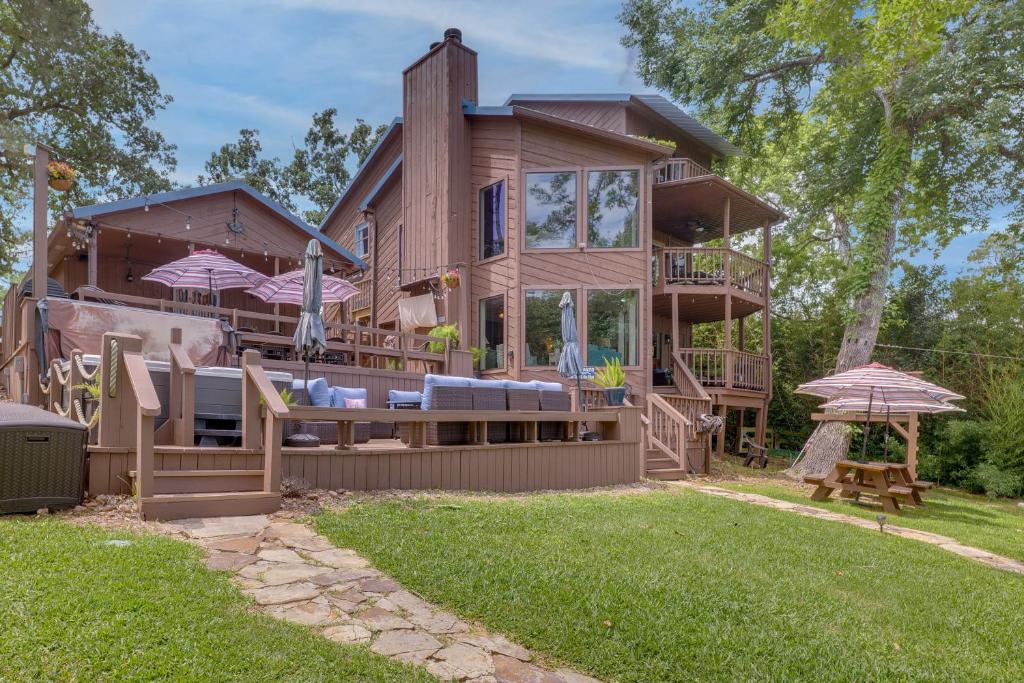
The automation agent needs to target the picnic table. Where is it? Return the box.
[804,460,933,513]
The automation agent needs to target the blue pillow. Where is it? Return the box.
[422,374,471,410]
[332,386,368,407]
[502,380,535,390]
[531,381,564,392]
[388,390,422,405]
[292,377,331,407]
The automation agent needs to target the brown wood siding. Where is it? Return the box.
[624,109,715,167]
[469,117,520,378]
[511,101,627,132]
[402,40,477,282]
[369,174,404,327]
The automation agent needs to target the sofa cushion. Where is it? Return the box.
[388,389,422,405]
[501,380,536,390]
[293,377,331,407]
[531,381,564,392]
[332,386,368,407]
[422,374,472,410]
[467,377,504,388]
[344,397,368,409]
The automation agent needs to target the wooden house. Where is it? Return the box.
[321,29,784,476]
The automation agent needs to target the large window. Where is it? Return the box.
[524,289,574,366]
[525,172,577,249]
[587,170,639,248]
[479,181,505,259]
[478,295,505,370]
[354,222,369,258]
[587,290,639,366]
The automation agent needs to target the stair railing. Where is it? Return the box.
[646,393,688,468]
[47,349,99,429]
[241,350,290,494]
[160,327,195,446]
[98,333,161,502]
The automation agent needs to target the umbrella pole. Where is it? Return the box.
[860,392,873,461]
[883,405,891,462]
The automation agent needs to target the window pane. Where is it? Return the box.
[525,172,577,248]
[355,223,369,258]
[525,289,573,366]
[479,181,505,259]
[587,170,639,248]
[478,296,505,370]
[587,290,639,366]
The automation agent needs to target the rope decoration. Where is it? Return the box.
[53,402,69,417]
[74,352,97,381]
[73,398,100,429]
[107,338,119,398]
[50,361,70,387]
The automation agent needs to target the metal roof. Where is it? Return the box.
[70,180,366,270]
[503,93,742,157]
[318,117,403,230]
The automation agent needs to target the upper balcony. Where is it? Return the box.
[651,158,785,244]
[652,246,768,318]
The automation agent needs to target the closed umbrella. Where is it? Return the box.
[247,269,359,305]
[293,240,328,394]
[797,362,964,460]
[143,249,268,299]
[556,291,585,411]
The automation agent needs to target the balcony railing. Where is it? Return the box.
[346,278,372,313]
[654,247,767,298]
[678,348,769,393]
[655,158,713,183]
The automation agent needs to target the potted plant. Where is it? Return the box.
[593,357,627,406]
[427,323,460,354]
[441,267,460,289]
[469,346,484,377]
[47,161,76,192]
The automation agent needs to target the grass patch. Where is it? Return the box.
[0,518,432,682]
[718,479,1024,562]
[317,491,1024,683]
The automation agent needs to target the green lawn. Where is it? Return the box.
[0,518,432,682]
[317,491,1024,683]
[718,479,1024,562]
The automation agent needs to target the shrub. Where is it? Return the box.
[918,420,987,493]
[977,374,1024,497]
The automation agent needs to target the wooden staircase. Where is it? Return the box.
[641,355,715,480]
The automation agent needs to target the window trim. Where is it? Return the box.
[521,285,580,370]
[520,165,645,255]
[477,179,509,264]
[477,293,507,374]
[583,285,642,368]
[354,221,370,259]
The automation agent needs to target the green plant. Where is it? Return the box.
[427,323,460,354]
[74,377,101,400]
[593,357,625,389]
[469,346,484,369]
[260,387,296,408]
[630,135,676,150]
[47,160,76,181]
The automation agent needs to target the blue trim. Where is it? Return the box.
[358,154,403,211]
[72,180,367,269]
[503,93,630,105]
[318,117,403,230]
[462,101,514,116]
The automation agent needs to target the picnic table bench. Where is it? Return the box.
[804,460,933,513]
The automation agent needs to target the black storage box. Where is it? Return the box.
[0,403,87,514]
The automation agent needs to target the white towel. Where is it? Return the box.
[399,293,438,330]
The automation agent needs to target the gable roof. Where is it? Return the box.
[463,102,672,156]
[359,154,403,212]
[503,93,743,158]
[71,180,367,269]
[318,117,403,230]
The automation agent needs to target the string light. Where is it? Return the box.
[185,216,191,230]
[143,197,149,212]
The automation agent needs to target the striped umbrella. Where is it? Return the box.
[246,269,359,305]
[821,396,965,460]
[142,249,268,295]
[557,291,585,410]
[293,240,327,394]
[798,362,964,460]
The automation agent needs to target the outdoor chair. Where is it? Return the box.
[286,385,370,445]
[472,386,508,443]
[422,385,472,445]
[744,441,769,468]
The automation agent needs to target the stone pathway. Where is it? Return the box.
[163,515,601,683]
[678,483,1024,575]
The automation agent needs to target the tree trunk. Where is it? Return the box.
[787,195,902,478]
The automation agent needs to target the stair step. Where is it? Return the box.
[646,457,678,469]
[129,469,264,495]
[138,491,281,521]
[645,467,688,481]
[194,428,242,437]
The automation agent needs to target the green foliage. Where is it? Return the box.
[74,377,100,401]
[427,323,459,354]
[260,387,296,408]
[919,420,987,493]
[199,113,387,226]
[468,346,484,369]
[0,0,176,286]
[976,374,1024,497]
[593,357,626,389]
[630,134,676,150]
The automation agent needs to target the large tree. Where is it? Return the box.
[0,0,176,286]
[621,0,1024,472]
[199,111,386,226]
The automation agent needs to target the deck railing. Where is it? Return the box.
[654,247,767,298]
[654,158,713,183]
[346,278,372,313]
[678,348,769,393]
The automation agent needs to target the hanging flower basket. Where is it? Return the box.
[441,267,460,289]
[47,161,76,192]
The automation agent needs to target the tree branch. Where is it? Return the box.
[741,53,830,83]
[997,143,1023,164]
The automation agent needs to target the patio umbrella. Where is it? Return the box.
[246,268,359,305]
[556,291,585,411]
[797,362,964,460]
[819,396,964,460]
[142,249,268,299]
[292,240,328,394]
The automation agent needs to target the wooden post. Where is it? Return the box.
[724,295,733,389]
[737,316,745,352]
[21,299,39,406]
[716,403,727,459]
[98,333,127,448]
[671,293,679,356]
[240,350,262,450]
[32,145,48,313]
[87,229,98,287]
[763,221,772,400]
[168,328,195,447]
[755,402,767,447]
[263,411,282,493]
[67,349,84,417]
[906,412,919,479]
[273,257,281,333]
[735,408,745,455]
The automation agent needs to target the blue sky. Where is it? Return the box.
[86,0,995,274]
